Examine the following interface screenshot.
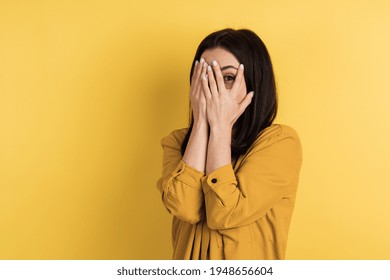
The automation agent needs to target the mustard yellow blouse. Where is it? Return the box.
[157,124,302,260]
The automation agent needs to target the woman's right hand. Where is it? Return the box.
[182,58,209,173]
[190,58,208,125]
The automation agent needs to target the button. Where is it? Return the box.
[211,178,217,184]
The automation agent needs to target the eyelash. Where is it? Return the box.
[223,75,235,83]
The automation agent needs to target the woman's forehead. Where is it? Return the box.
[201,47,239,67]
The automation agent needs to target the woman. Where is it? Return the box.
[157,28,302,260]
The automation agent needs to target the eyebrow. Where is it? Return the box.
[220,65,238,71]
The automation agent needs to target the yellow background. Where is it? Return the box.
[1,0,389,259]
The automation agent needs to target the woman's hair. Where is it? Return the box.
[181,28,278,160]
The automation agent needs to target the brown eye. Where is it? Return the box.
[223,75,236,89]
[223,75,235,83]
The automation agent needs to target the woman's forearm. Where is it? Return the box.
[206,125,232,174]
[182,121,208,173]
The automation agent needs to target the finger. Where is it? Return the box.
[211,60,226,93]
[231,64,245,97]
[202,73,212,100]
[207,65,219,96]
[200,61,208,84]
[191,58,205,86]
[237,91,254,116]
[190,60,199,85]
[200,61,210,98]
[192,59,207,98]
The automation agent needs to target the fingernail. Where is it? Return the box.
[202,74,208,80]
[212,60,218,67]
[240,64,244,70]
[200,58,205,63]
[195,60,199,66]
[207,65,212,71]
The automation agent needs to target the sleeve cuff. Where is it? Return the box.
[202,164,237,194]
[172,160,205,190]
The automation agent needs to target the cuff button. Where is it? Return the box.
[211,178,217,184]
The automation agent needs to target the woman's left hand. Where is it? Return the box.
[201,60,254,130]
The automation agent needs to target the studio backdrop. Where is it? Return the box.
[1,0,389,259]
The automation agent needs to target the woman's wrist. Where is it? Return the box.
[209,123,232,137]
[193,118,208,130]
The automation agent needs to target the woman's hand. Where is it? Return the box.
[190,58,208,125]
[202,60,253,174]
[182,58,209,173]
[201,60,254,130]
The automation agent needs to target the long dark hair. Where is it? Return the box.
[181,28,278,160]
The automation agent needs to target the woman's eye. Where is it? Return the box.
[223,75,235,83]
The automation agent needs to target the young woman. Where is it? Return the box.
[157,28,302,260]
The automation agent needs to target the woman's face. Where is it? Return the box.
[201,47,247,103]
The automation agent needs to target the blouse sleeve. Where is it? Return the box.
[156,131,205,224]
[201,125,302,230]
